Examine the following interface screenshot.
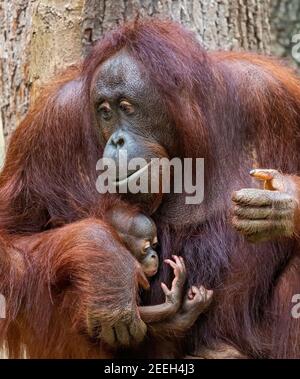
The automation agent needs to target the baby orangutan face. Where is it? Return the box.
[106,207,159,277]
[126,213,159,277]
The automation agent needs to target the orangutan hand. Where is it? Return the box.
[232,169,299,242]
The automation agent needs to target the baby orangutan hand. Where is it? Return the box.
[161,255,187,312]
[182,285,213,314]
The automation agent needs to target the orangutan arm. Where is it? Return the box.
[147,286,213,338]
[138,255,186,323]
[0,219,147,357]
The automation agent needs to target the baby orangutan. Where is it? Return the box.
[106,205,160,278]
[105,205,214,348]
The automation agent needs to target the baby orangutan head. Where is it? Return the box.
[106,206,159,277]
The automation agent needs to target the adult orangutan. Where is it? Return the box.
[1,18,300,358]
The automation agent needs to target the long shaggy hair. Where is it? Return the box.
[1,19,300,358]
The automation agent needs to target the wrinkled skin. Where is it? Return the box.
[105,206,159,277]
[91,51,213,348]
[232,169,300,242]
[99,253,214,348]
[104,205,215,346]
[90,51,176,346]
[92,50,178,213]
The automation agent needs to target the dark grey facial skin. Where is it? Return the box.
[107,208,159,277]
[91,50,178,179]
[129,214,159,277]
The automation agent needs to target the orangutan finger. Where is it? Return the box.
[232,188,294,207]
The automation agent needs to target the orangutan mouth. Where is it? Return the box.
[112,162,151,187]
[144,268,158,277]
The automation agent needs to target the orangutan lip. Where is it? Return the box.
[112,162,151,186]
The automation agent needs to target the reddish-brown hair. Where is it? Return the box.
[1,18,300,358]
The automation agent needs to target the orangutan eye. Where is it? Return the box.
[120,100,134,115]
[98,101,112,121]
[152,237,158,249]
[142,241,151,253]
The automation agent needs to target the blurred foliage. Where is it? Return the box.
[271,0,300,69]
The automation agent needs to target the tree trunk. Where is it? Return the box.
[271,0,300,68]
[0,1,35,144]
[0,0,84,142]
[82,0,271,55]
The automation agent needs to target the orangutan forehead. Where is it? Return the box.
[92,51,150,99]
[129,214,157,240]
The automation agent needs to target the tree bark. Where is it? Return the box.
[1,0,271,148]
[0,0,84,143]
[0,1,35,143]
[82,0,271,56]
